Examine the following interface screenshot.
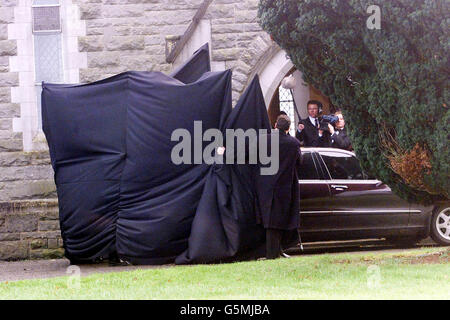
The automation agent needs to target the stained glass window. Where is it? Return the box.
[278,86,296,136]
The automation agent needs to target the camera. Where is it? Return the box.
[319,115,339,132]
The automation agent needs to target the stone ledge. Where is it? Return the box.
[29,248,64,260]
[0,180,57,202]
[0,199,63,261]
[0,199,58,212]
[0,240,28,260]
[0,139,23,152]
[0,165,54,182]
[0,151,51,167]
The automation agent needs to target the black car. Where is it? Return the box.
[298,148,450,246]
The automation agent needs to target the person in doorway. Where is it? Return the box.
[257,114,302,259]
[329,111,352,151]
[295,100,331,147]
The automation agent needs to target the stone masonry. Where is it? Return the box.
[72,0,273,102]
[0,0,280,260]
[0,199,64,260]
[0,0,22,153]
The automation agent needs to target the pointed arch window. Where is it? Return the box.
[278,86,296,136]
[32,0,63,129]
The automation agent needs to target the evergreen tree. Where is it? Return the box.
[258,0,449,204]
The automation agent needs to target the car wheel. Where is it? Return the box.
[430,206,450,246]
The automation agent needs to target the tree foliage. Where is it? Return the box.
[258,0,449,204]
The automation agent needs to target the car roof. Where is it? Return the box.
[300,147,356,157]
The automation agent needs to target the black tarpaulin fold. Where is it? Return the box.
[170,43,211,84]
[42,49,284,265]
[175,76,271,264]
[43,70,234,264]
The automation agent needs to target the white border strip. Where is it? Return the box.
[299,179,382,184]
[301,209,421,214]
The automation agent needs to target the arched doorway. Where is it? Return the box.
[267,71,334,127]
[258,49,334,128]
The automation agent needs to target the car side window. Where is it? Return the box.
[298,152,321,180]
[320,152,366,180]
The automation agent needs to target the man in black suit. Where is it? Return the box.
[295,100,331,147]
[257,115,302,259]
[329,111,352,151]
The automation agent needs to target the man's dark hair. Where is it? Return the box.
[275,114,291,131]
[307,100,323,111]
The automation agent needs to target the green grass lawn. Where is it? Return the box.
[1,247,449,300]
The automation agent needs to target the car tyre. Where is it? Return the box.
[430,205,450,246]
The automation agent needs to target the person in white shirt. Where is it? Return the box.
[295,100,330,147]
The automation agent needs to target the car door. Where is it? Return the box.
[316,149,411,240]
[298,149,336,242]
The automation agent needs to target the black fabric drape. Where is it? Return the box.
[170,43,211,84]
[175,76,271,264]
[42,73,129,262]
[42,51,290,265]
[43,71,233,264]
